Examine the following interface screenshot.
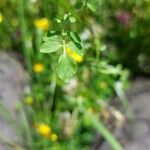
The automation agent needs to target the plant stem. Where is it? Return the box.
[80,106,123,150]
[49,67,57,109]
[35,29,43,53]
[95,38,100,63]
[18,0,33,75]
[63,39,67,55]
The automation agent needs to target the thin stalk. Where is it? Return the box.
[79,104,123,150]
[87,112,123,150]
[114,82,134,120]
[63,39,67,55]
[49,68,57,109]
[35,28,43,54]
[18,0,33,75]
[95,38,101,63]
[83,0,88,10]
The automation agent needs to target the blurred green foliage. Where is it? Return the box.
[1,0,149,149]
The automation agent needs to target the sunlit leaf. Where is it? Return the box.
[40,35,62,53]
[68,32,81,43]
[57,53,77,82]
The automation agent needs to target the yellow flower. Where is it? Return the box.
[35,123,51,138]
[50,133,58,142]
[24,96,33,105]
[66,48,83,63]
[100,82,108,89]
[33,63,44,73]
[34,18,49,31]
[0,12,4,23]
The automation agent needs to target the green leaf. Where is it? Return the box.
[40,35,62,53]
[68,32,81,43]
[66,41,83,56]
[57,53,77,83]
[63,13,76,23]
[87,0,99,12]
[55,18,62,23]
[63,13,70,20]
[47,30,61,37]
[69,16,76,23]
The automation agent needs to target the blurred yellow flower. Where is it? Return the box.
[35,123,51,138]
[35,123,58,141]
[34,18,49,31]
[33,63,44,73]
[50,133,58,141]
[100,82,108,89]
[0,12,4,23]
[24,96,33,105]
[66,48,83,63]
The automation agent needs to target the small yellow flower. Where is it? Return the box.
[24,96,33,105]
[33,63,44,73]
[100,82,108,89]
[0,12,4,23]
[34,18,49,31]
[50,133,58,142]
[35,123,51,138]
[66,48,83,63]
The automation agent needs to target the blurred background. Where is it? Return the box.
[0,0,150,150]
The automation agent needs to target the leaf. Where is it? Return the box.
[69,16,76,23]
[66,41,83,56]
[99,64,122,75]
[68,31,81,43]
[63,13,70,20]
[87,0,99,12]
[40,35,62,53]
[47,30,61,37]
[57,53,77,83]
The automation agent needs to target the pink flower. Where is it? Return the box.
[116,10,131,26]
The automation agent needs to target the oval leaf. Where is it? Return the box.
[40,35,62,53]
[57,53,77,83]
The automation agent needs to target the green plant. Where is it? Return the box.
[40,14,83,82]
[0,0,132,149]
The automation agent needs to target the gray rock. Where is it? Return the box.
[96,78,150,150]
[0,52,28,149]
[132,121,149,138]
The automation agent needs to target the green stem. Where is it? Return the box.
[81,107,123,150]
[83,0,88,10]
[114,82,134,120]
[35,28,43,53]
[18,0,33,75]
[95,38,100,63]
[63,39,67,55]
[49,67,57,109]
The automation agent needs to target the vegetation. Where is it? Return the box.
[0,0,150,149]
